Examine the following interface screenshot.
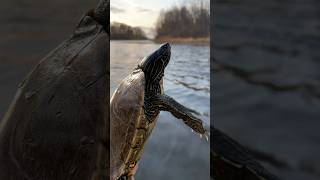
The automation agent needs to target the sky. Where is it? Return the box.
[110,0,184,37]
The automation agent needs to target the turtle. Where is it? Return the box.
[110,43,208,180]
[0,1,110,179]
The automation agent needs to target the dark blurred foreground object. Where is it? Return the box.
[0,0,109,179]
[212,128,282,180]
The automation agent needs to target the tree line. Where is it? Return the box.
[110,22,147,40]
[155,0,210,39]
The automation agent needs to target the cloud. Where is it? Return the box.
[111,5,126,14]
[136,7,153,13]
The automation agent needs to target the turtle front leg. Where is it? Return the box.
[155,94,207,134]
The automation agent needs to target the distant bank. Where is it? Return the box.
[154,36,209,45]
[110,22,148,40]
[111,37,210,46]
[111,1,209,45]
[154,2,209,46]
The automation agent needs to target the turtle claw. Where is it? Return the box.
[197,132,210,142]
[204,133,209,142]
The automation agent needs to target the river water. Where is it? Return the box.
[111,40,210,180]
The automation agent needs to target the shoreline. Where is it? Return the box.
[111,37,210,45]
[153,37,210,45]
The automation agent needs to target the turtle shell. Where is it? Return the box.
[110,69,160,179]
[0,14,109,180]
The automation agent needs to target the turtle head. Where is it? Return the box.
[139,43,171,80]
[138,43,171,93]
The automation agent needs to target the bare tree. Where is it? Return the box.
[155,0,210,39]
